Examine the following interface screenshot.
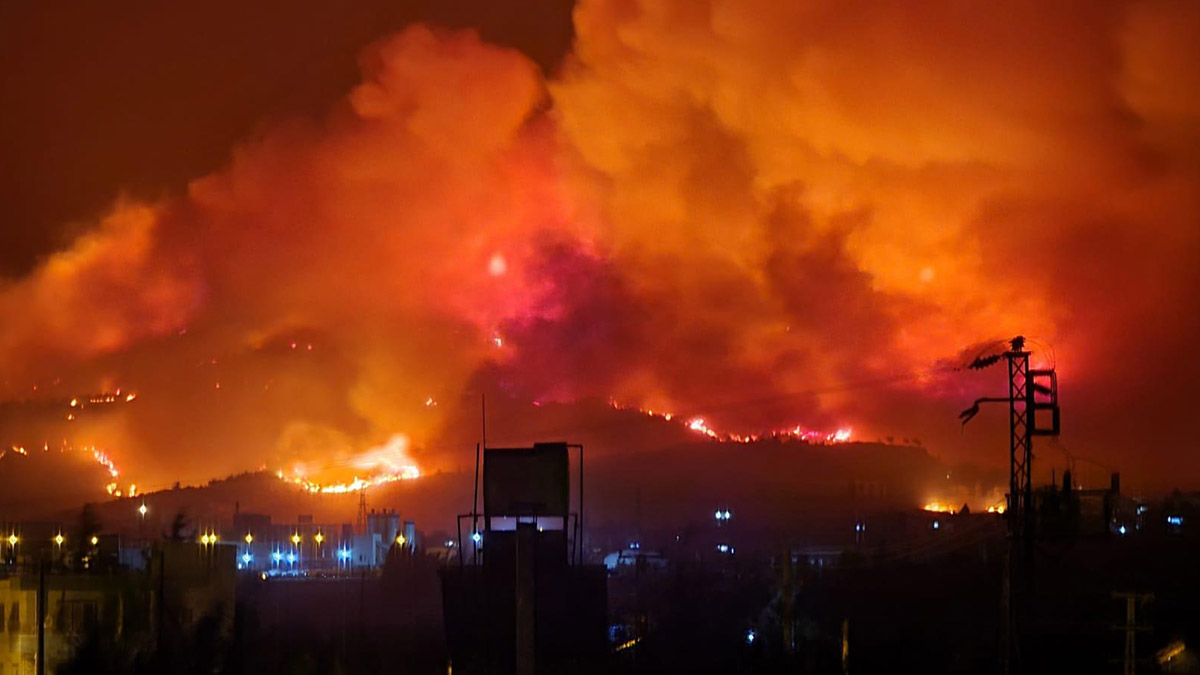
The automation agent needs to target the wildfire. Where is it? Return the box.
[612,401,853,445]
[2,441,136,498]
[274,433,422,494]
[276,467,421,495]
[923,500,1006,515]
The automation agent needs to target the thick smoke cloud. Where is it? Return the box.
[1,1,1198,491]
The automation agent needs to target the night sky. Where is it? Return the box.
[1,0,1198,493]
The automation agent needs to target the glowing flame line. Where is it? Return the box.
[610,400,853,445]
[275,466,421,494]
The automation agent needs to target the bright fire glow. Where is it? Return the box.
[924,500,1006,515]
[612,400,853,445]
[275,433,421,494]
[2,440,136,498]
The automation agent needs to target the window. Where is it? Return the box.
[60,601,98,635]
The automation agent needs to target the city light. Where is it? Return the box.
[291,533,301,545]
[314,532,324,544]
[714,509,733,522]
[54,533,63,546]
[201,533,211,545]
[396,533,407,546]
[90,535,99,546]
[854,522,866,533]
[716,544,734,554]
[7,534,17,546]
[1118,525,1128,535]
[932,521,941,530]
[746,629,756,645]
[138,503,148,517]
[1167,516,1184,526]
[471,532,482,544]
[242,552,252,564]
[245,533,254,544]
[272,552,282,563]
[286,553,296,564]
[338,548,352,561]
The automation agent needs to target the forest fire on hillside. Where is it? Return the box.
[1,1,1199,493]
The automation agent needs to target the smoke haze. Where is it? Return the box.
[1,0,1198,492]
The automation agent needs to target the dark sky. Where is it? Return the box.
[0,0,574,276]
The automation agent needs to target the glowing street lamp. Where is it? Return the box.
[314,532,324,545]
[54,533,64,547]
[395,533,407,546]
[7,534,18,547]
[244,533,254,545]
[138,503,148,517]
[90,535,99,546]
[291,533,301,546]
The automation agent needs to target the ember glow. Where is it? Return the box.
[274,434,421,494]
[615,401,853,445]
[2,1,1200,490]
[923,499,1006,515]
[1,441,135,498]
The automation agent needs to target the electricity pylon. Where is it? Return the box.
[959,335,1060,675]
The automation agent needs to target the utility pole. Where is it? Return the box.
[36,557,46,675]
[357,487,367,533]
[1112,592,1153,675]
[780,550,794,656]
[959,335,1060,675]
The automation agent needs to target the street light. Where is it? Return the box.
[244,533,254,545]
[314,532,324,545]
[291,533,301,546]
[54,533,64,546]
[90,535,99,546]
[7,534,17,547]
[138,503,148,517]
[396,533,407,546]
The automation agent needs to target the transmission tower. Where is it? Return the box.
[959,335,1060,674]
